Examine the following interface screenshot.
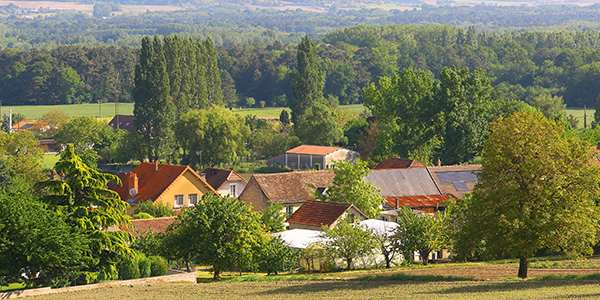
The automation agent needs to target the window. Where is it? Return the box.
[285,206,294,217]
[229,183,238,197]
[174,194,184,207]
[188,194,198,206]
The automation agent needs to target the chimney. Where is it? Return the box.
[200,172,206,180]
[436,157,441,167]
[395,198,399,209]
[127,172,138,191]
[155,160,159,172]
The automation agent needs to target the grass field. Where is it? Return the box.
[25,258,600,299]
[3,103,366,120]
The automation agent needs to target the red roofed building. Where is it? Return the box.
[108,162,218,215]
[267,145,359,170]
[118,217,177,238]
[11,120,50,134]
[201,167,247,197]
[108,115,136,131]
[286,200,368,231]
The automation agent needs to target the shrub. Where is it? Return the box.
[138,254,151,278]
[118,255,140,280]
[134,200,176,218]
[76,271,99,285]
[98,264,118,281]
[149,256,168,276]
[132,212,154,219]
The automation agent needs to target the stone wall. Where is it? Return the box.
[0,270,196,299]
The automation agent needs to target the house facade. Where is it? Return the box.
[267,145,359,170]
[109,163,218,215]
[238,170,335,216]
[201,167,247,198]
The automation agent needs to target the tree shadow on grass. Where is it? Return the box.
[432,277,600,296]
[252,274,475,296]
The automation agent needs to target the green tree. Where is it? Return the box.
[531,93,566,120]
[0,131,43,183]
[166,192,267,279]
[175,107,250,167]
[39,110,70,138]
[295,103,343,146]
[393,206,452,265]
[203,37,223,106]
[313,159,383,219]
[258,237,299,275]
[133,200,176,218]
[279,109,290,125]
[37,144,134,272]
[133,36,175,162]
[0,179,88,286]
[463,111,600,278]
[290,35,325,125]
[54,116,116,167]
[322,220,376,271]
[260,204,286,233]
[57,67,85,104]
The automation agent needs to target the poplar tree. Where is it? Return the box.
[133,36,175,162]
[203,37,223,107]
[290,35,325,126]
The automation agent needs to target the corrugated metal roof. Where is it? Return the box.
[285,145,343,156]
[364,169,441,197]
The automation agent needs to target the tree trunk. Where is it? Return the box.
[421,251,430,265]
[518,255,528,278]
[346,258,352,271]
[214,269,221,280]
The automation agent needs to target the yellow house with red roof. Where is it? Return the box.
[109,163,218,215]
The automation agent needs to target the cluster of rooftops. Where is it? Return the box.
[110,145,480,239]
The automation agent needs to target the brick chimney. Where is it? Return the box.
[436,157,441,167]
[127,172,138,192]
[395,198,399,209]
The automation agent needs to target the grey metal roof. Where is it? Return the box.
[364,169,441,197]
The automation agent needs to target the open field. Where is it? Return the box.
[28,258,600,299]
[1,0,182,14]
[3,103,366,120]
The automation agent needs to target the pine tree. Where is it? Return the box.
[133,36,175,162]
[290,35,325,126]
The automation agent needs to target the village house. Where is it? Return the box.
[201,167,247,197]
[11,120,50,134]
[108,162,218,215]
[286,200,368,231]
[267,145,359,170]
[238,170,335,216]
[108,114,136,131]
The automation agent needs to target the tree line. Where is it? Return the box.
[6,25,600,108]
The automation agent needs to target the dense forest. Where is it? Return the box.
[4,25,600,108]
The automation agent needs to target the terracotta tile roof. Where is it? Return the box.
[201,167,247,190]
[374,158,426,170]
[286,200,366,227]
[251,170,335,204]
[286,145,343,156]
[11,121,49,132]
[427,164,481,198]
[119,217,177,238]
[385,194,452,209]
[108,115,136,131]
[108,163,217,204]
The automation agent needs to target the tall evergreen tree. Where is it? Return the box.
[203,37,223,107]
[290,35,325,126]
[133,36,175,162]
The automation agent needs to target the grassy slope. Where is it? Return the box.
[26,258,600,299]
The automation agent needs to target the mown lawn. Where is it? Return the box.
[27,258,600,300]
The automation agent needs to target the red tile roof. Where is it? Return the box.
[286,145,343,156]
[119,217,177,238]
[251,170,335,204]
[109,163,217,204]
[374,158,426,170]
[286,200,366,227]
[201,167,246,190]
[385,194,453,209]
